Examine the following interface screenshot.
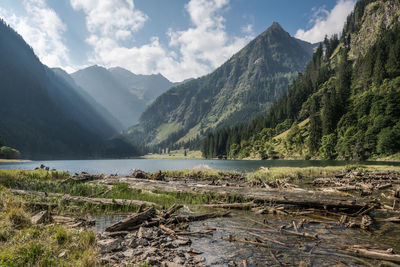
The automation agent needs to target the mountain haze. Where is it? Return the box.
[71,66,178,130]
[124,22,316,148]
[52,68,124,132]
[0,19,137,159]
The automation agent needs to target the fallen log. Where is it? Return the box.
[203,202,257,210]
[98,176,376,210]
[105,207,156,232]
[346,246,400,263]
[168,211,231,224]
[9,189,159,208]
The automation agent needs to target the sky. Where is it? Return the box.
[0,0,356,82]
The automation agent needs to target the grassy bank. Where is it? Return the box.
[0,185,98,266]
[0,169,240,210]
[0,159,31,163]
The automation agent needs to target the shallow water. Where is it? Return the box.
[1,158,399,175]
[91,208,400,266]
[187,210,400,266]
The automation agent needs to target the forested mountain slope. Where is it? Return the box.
[124,23,315,149]
[202,0,400,160]
[0,19,138,159]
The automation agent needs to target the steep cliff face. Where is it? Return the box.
[125,23,315,147]
[348,0,400,60]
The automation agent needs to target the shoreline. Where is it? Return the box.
[0,159,31,163]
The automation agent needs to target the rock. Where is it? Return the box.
[137,226,153,239]
[162,241,177,248]
[122,248,135,258]
[97,238,121,254]
[140,247,158,261]
[31,210,53,224]
[173,256,185,264]
[172,238,191,246]
[137,239,149,246]
[132,169,148,179]
[127,238,138,248]
[161,262,184,267]
[194,257,206,264]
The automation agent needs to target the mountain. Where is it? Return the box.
[71,66,177,130]
[202,0,400,160]
[108,67,177,104]
[124,22,316,148]
[52,68,123,132]
[0,19,137,159]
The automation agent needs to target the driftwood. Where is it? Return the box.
[167,211,231,224]
[346,246,400,263]
[203,202,257,210]
[9,189,159,208]
[338,215,373,230]
[105,207,156,232]
[98,176,375,210]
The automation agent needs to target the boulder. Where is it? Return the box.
[97,238,121,254]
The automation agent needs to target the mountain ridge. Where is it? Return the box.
[71,65,178,130]
[124,22,316,149]
[202,0,400,160]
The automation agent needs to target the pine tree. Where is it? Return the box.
[308,97,322,154]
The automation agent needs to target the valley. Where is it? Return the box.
[1,0,400,266]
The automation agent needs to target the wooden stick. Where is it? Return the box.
[247,232,286,246]
[160,224,176,235]
[347,247,400,263]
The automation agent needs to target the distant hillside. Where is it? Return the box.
[52,68,124,132]
[124,22,316,149]
[108,67,178,105]
[71,66,177,130]
[202,0,400,160]
[0,19,139,159]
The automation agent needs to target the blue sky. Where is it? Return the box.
[0,0,356,81]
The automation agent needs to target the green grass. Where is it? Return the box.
[160,169,240,180]
[0,185,99,267]
[0,169,69,181]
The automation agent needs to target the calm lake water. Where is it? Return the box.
[1,158,399,175]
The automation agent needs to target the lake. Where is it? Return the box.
[1,158,399,175]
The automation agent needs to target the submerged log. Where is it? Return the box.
[105,207,156,232]
[9,189,159,208]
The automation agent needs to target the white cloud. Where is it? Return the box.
[71,0,254,82]
[70,0,148,41]
[0,0,70,68]
[295,0,356,43]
